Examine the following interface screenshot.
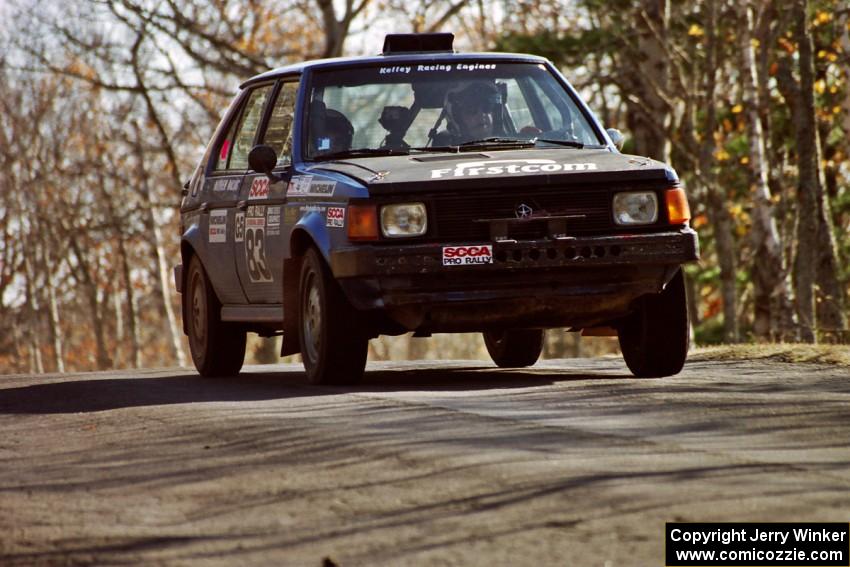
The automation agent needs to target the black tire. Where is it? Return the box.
[483,329,544,368]
[618,268,689,377]
[298,248,368,385]
[185,256,246,377]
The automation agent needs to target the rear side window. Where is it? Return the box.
[215,85,273,171]
[261,81,299,167]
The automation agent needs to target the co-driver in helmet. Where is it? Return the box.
[433,81,503,146]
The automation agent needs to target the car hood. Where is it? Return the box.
[302,148,676,194]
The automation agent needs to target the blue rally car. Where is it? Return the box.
[174,33,699,384]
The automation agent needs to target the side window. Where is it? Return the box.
[213,113,240,172]
[505,79,533,130]
[261,82,299,167]
[227,85,273,170]
[528,80,564,131]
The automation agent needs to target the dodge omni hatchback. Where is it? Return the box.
[174,33,699,384]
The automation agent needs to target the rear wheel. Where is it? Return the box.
[186,256,246,377]
[483,329,544,368]
[618,268,689,377]
[298,248,368,385]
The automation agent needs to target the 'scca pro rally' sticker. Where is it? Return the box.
[442,245,493,266]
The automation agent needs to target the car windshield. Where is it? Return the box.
[304,61,603,159]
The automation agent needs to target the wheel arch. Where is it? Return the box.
[180,239,199,335]
[281,227,318,356]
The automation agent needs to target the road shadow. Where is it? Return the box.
[0,363,632,415]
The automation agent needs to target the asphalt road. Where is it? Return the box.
[1,358,848,566]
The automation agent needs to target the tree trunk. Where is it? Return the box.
[129,40,188,367]
[129,124,187,368]
[782,0,844,343]
[814,212,846,342]
[699,0,738,343]
[42,244,65,373]
[99,171,142,368]
[68,237,113,370]
[739,1,793,342]
[623,0,671,161]
[23,252,44,374]
[316,0,362,58]
[706,190,739,342]
[151,208,188,367]
[841,10,850,143]
[117,230,142,368]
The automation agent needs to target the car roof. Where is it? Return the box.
[240,51,549,89]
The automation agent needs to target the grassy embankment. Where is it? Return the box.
[692,344,850,367]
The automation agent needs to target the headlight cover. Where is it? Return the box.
[613,191,658,225]
[380,202,427,237]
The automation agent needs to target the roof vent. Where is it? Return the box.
[382,33,454,55]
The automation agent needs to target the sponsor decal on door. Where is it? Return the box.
[208,209,227,243]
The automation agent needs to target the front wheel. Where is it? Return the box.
[618,268,689,378]
[185,256,246,377]
[483,329,544,368]
[298,248,368,385]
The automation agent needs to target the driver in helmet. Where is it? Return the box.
[310,100,354,155]
[434,82,503,145]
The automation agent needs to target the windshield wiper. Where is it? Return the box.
[313,148,410,161]
[458,137,536,148]
[534,138,585,149]
[413,145,460,153]
[412,138,536,154]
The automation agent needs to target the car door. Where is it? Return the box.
[195,88,261,304]
[234,79,299,303]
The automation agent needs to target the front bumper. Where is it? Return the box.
[331,228,698,278]
[330,228,699,332]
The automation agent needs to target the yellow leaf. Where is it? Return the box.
[750,38,760,49]
[833,106,842,114]
[814,79,826,94]
[827,53,837,62]
[688,24,704,37]
[731,104,743,114]
[815,11,832,26]
[714,149,730,162]
[740,156,750,165]
[818,50,827,59]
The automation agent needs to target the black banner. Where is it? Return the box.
[666,523,849,566]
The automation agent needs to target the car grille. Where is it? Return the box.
[428,183,666,242]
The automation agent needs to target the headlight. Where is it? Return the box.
[613,191,658,225]
[380,202,427,237]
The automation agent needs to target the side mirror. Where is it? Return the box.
[606,128,625,151]
[248,144,283,184]
[249,144,278,173]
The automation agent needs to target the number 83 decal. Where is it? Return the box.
[245,226,273,283]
